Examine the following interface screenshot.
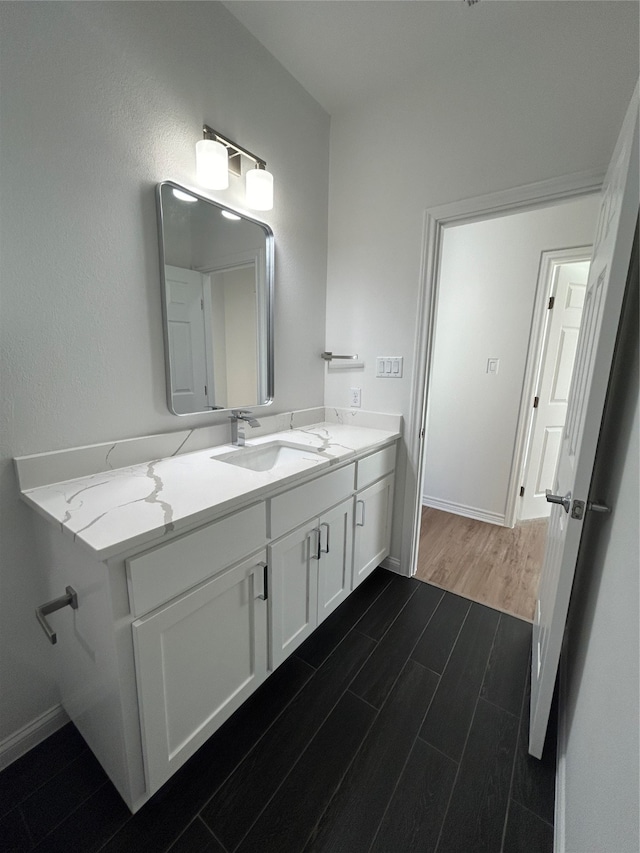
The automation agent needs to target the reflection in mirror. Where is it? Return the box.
[156,181,273,415]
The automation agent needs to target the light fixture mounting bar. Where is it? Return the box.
[203,125,266,177]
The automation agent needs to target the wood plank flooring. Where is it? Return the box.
[415,507,548,621]
[0,569,555,853]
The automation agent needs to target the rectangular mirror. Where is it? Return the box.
[156,181,274,415]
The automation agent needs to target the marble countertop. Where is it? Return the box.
[18,421,400,561]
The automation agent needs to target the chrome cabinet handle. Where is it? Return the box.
[356,499,366,527]
[36,586,78,645]
[320,522,330,554]
[254,563,268,600]
[545,490,571,513]
[309,528,321,560]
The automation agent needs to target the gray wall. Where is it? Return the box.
[560,243,639,852]
[0,1,329,742]
[323,2,639,561]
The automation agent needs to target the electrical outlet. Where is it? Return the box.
[350,387,361,408]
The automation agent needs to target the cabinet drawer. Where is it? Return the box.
[356,444,396,490]
[127,502,266,616]
[269,464,355,540]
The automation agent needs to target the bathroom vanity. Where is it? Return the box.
[15,410,400,812]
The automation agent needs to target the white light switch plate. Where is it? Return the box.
[376,357,403,378]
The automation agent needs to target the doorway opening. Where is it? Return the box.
[403,175,603,621]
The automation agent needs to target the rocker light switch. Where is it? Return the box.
[376,357,403,378]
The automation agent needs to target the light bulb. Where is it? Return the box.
[195,139,229,189]
[246,167,274,211]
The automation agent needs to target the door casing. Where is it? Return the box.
[402,169,605,576]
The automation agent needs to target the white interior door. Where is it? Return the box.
[165,265,209,414]
[529,82,638,758]
[520,260,590,520]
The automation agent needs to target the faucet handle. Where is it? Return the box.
[231,409,253,418]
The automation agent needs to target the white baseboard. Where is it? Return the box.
[380,555,402,574]
[421,495,506,527]
[0,704,69,771]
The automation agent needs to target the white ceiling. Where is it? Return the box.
[223,0,628,116]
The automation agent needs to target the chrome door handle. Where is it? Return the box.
[356,499,366,527]
[587,500,611,514]
[545,490,571,513]
[36,586,78,645]
[570,498,612,520]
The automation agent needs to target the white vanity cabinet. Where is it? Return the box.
[268,465,354,668]
[125,501,268,795]
[268,498,354,668]
[132,551,269,793]
[353,445,396,589]
[18,424,399,815]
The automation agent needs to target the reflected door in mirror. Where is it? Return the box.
[157,182,274,415]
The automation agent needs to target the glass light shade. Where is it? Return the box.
[195,138,229,189]
[246,168,274,211]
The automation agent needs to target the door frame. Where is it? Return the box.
[402,169,605,576]
[516,247,593,523]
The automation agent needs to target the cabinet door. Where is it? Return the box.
[353,474,394,589]
[317,498,353,623]
[132,552,268,795]
[269,524,319,669]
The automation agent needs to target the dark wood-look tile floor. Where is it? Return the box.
[1,569,556,853]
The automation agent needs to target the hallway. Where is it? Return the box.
[416,507,548,621]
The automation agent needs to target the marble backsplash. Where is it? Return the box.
[15,408,402,491]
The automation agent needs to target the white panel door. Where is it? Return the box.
[165,265,209,414]
[133,552,268,794]
[530,82,638,759]
[268,523,319,668]
[317,498,353,623]
[353,474,394,589]
[520,260,590,520]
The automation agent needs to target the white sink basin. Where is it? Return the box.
[214,441,322,472]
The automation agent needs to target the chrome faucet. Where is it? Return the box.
[229,409,260,446]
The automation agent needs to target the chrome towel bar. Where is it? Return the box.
[321,351,359,361]
[36,586,78,645]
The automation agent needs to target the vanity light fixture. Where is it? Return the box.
[245,164,274,211]
[197,125,274,211]
[195,136,229,190]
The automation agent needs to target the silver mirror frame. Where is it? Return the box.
[156,181,274,416]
